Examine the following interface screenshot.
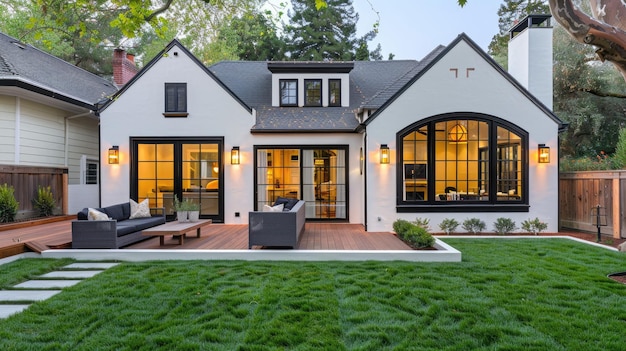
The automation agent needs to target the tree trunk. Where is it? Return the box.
[549,0,626,81]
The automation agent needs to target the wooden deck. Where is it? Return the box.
[0,219,410,258]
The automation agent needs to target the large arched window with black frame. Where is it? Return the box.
[396,113,529,213]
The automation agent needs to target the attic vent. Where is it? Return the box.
[11,41,26,49]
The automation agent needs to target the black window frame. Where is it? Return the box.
[396,113,529,213]
[304,79,322,107]
[164,82,188,117]
[279,79,298,107]
[328,79,341,107]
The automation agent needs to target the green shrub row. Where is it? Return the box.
[0,184,57,223]
[396,216,548,236]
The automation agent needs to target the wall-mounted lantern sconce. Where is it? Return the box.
[380,144,390,164]
[538,144,550,163]
[359,147,364,174]
[231,146,240,165]
[108,145,119,164]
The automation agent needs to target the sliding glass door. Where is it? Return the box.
[255,146,347,220]
[132,138,223,222]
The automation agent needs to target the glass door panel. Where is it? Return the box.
[138,143,175,213]
[182,143,220,216]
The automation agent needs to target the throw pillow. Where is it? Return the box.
[273,197,299,211]
[87,208,109,221]
[130,198,151,219]
[263,203,284,212]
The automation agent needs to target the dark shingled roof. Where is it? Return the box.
[0,31,117,108]
[209,58,433,132]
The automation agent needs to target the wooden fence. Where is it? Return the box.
[0,165,67,220]
[559,171,625,238]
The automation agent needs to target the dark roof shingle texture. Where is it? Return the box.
[0,32,117,106]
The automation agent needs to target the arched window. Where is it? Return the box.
[397,113,529,212]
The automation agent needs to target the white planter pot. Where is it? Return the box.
[177,211,188,222]
[188,211,200,222]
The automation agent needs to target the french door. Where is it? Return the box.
[131,137,224,222]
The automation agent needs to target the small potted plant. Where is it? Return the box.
[187,200,200,222]
[174,196,189,222]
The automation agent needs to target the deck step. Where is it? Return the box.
[24,241,49,253]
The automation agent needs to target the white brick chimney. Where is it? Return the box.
[508,14,553,110]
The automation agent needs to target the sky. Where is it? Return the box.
[352,0,502,60]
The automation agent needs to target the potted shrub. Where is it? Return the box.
[187,201,200,222]
[174,196,190,222]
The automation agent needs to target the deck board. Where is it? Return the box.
[0,219,409,257]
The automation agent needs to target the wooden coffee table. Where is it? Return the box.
[142,219,212,246]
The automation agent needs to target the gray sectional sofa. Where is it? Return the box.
[72,202,166,249]
[248,198,305,249]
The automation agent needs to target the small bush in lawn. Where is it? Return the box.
[493,217,517,235]
[403,225,435,248]
[33,186,55,217]
[521,217,548,235]
[439,218,460,235]
[0,183,19,223]
[413,217,431,231]
[462,218,486,234]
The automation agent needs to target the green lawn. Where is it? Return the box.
[1,239,626,350]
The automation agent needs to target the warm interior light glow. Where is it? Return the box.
[380,144,390,164]
[448,123,467,143]
[538,144,550,163]
[108,146,119,164]
[231,146,240,164]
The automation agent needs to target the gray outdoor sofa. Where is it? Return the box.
[72,202,165,249]
[248,199,305,249]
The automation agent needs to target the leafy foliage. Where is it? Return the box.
[0,183,19,223]
[392,218,435,248]
[462,218,486,234]
[493,217,517,235]
[613,128,626,169]
[521,217,548,235]
[33,186,55,217]
[439,218,460,235]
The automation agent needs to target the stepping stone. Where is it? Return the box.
[0,290,61,301]
[0,305,29,319]
[14,280,82,289]
[40,270,103,279]
[65,263,119,269]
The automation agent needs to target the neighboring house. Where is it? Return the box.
[99,15,563,232]
[0,31,118,215]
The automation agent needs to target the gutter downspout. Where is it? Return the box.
[14,97,20,164]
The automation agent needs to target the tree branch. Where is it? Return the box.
[145,0,175,22]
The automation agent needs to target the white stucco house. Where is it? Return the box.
[99,14,564,232]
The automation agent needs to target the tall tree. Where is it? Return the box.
[285,0,368,61]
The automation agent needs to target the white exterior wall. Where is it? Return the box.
[66,117,99,184]
[100,44,256,224]
[508,26,553,110]
[366,39,559,232]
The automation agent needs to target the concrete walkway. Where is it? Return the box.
[0,262,118,319]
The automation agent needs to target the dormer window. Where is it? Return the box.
[280,79,298,106]
[329,79,341,107]
[304,79,322,106]
[269,62,353,108]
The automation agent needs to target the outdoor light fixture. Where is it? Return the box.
[108,146,119,164]
[380,144,390,164]
[231,146,240,164]
[360,147,364,174]
[448,123,468,143]
[538,144,550,163]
